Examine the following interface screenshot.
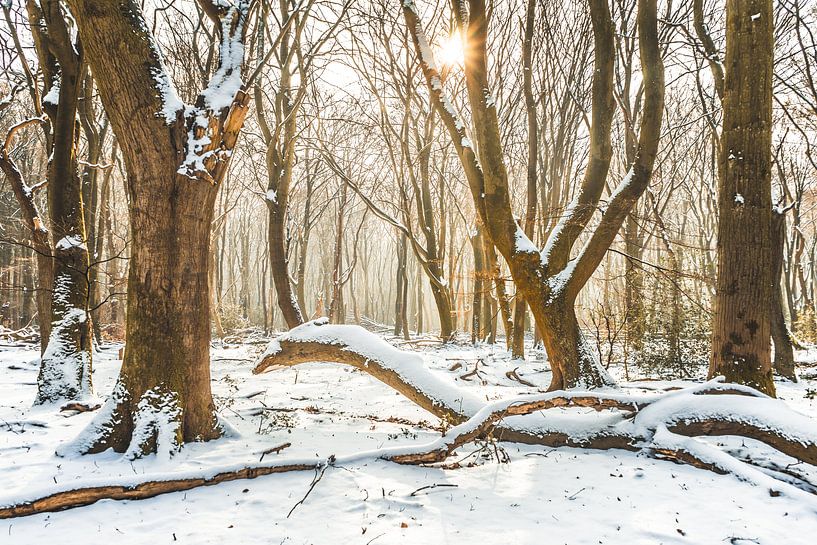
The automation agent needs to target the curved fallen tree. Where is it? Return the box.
[2,319,816,519]
[256,321,817,466]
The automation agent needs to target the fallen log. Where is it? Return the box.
[0,461,320,519]
[257,321,817,468]
[3,320,816,519]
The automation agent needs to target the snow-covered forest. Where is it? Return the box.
[1,0,817,542]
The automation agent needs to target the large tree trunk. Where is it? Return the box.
[77,172,222,454]
[64,0,251,456]
[534,296,611,391]
[709,0,775,396]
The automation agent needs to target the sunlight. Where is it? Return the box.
[437,31,464,67]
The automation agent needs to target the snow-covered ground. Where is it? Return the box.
[1,335,816,544]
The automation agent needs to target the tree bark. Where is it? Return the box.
[709,0,776,396]
[35,0,93,405]
[771,209,796,380]
[64,0,252,455]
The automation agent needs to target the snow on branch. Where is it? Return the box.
[198,4,247,113]
[147,0,253,181]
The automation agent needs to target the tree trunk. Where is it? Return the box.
[295,160,314,317]
[470,229,485,344]
[36,0,93,405]
[328,183,347,323]
[209,230,225,339]
[394,233,410,339]
[624,213,645,353]
[709,0,775,396]
[267,198,303,329]
[78,173,222,454]
[64,0,252,455]
[484,239,512,348]
[771,209,796,380]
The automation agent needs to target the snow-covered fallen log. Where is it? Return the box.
[256,321,817,483]
[3,320,816,519]
[3,374,817,518]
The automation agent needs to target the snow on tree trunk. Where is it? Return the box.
[63,0,253,456]
[35,0,93,405]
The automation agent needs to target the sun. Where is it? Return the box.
[437,32,464,67]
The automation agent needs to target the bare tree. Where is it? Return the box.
[402,0,665,389]
[62,0,257,456]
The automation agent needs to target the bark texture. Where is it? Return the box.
[33,0,93,405]
[64,0,251,454]
[709,0,776,395]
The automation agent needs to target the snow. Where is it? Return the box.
[151,64,184,123]
[199,7,246,113]
[152,1,249,176]
[484,89,496,108]
[55,235,87,251]
[35,273,91,404]
[265,319,484,418]
[2,334,817,543]
[403,0,437,72]
[514,226,539,254]
[42,81,60,106]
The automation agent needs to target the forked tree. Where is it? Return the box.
[62,0,259,457]
[402,0,665,389]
